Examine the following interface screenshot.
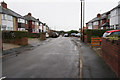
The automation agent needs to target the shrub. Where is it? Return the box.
[85,29,114,43]
[27,33,40,38]
[2,31,28,39]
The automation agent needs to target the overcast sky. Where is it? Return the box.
[3,0,120,31]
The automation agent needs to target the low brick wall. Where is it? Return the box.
[40,33,46,40]
[3,37,28,46]
[101,38,120,77]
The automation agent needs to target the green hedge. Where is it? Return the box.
[2,31,28,39]
[27,33,40,38]
[84,29,114,43]
[2,31,41,39]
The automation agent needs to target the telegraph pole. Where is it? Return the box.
[80,0,83,40]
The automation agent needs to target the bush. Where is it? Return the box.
[2,31,28,39]
[67,30,78,35]
[27,33,40,38]
[85,29,114,43]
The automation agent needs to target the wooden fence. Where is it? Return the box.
[91,37,101,47]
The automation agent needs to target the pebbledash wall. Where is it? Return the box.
[101,38,120,77]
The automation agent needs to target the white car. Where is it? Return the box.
[46,33,49,38]
[64,33,69,37]
[75,33,81,37]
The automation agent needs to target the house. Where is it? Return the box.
[0,1,27,31]
[86,12,110,30]
[46,25,49,33]
[109,4,120,29]
[37,19,43,33]
[23,13,40,33]
[43,23,46,32]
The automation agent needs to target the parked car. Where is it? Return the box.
[64,33,69,37]
[75,33,81,37]
[100,29,120,45]
[71,33,76,36]
[46,33,49,38]
[52,32,59,38]
[102,29,120,38]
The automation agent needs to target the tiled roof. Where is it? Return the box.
[0,6,22,18]
[23,15,39,22]
[86,12,108,24]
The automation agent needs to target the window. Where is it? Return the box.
[35,22,39,26]
[100,20,102,25]
[1,25,7,30]
[111,31,120,35]
[2,14,7,20]
[93,21,98,25]
[26,21,27,24]
[32,22,35,25]
[7,15,12,21]
[18,18,25,23]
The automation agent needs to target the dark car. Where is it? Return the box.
[52,32,59,38]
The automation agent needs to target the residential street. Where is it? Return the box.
[3,36,80,78]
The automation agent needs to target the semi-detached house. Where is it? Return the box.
[23,13,40,33]
[86,12,110,30]
[86,2,120,30]
[0,1,28,31]
[110,4,120,29]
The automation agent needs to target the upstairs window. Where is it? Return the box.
[93,21,98,26]
[18,18,25,23]
[7,15,12,21]
[2,14,7,20]
[35,22,39,26]
[26,21,28,24]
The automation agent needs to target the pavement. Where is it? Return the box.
[3,37,80,78]
[72,37,117,78]
[3,43,21,51]
[2,38,51,56]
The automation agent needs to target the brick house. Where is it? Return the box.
[110,4,120,29]
[46,25,49,33]
[23,13,39,33]
[0,1,27,31]
[86,12,110,30]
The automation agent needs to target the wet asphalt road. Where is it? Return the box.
[3,37,80,78]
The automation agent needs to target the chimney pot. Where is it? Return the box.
[1,1,7,9]
[37,18,39,21]
[97,13,101,18]
[28,13,32,16]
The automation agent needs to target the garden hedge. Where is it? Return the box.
[84,29,114,43]
[2,31,42,39]
[2,31,28,39]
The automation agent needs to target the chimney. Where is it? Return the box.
[28,13,32,16]
[37,18,39,21]
[1,1,7,9]
[97,13,101,18]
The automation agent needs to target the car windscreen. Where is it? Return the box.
[103,32,109,37]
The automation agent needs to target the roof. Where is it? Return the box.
[86,12,109,24]
[23,15,39,22]
[110,4,120,11]
[0,6,22,18]
[106,29,120,33]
